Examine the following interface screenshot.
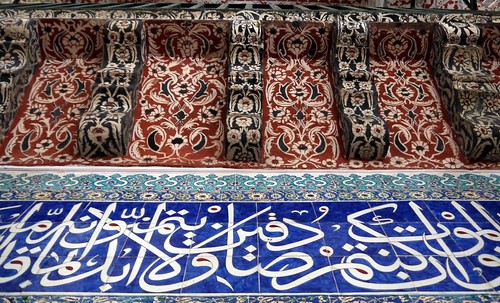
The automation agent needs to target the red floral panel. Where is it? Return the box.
[0,19,104,165]
[369,23,467,169]
[39,19,104,60]
[262,21,342,169]
[124,20,230,166]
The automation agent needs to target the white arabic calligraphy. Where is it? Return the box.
[0,200,498,293]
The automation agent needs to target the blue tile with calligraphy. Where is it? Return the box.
[0,171,499,303]
[0,198,499,295]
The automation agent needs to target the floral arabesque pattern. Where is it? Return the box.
[0,19,104,165]
[126,20,230,166]
[0,14,497,169]
[433,21,500,162]
[370,23,465,168]
[226,18,264,162]
[481,23,500,85]
[419,0,500,10]
[0,18,39,143]
[262,20,341,169]
[334,15,389,161]
[78,20,145,158]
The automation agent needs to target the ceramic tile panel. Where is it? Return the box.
[0,171,498,300]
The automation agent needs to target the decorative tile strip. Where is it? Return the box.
[0,172,497,201]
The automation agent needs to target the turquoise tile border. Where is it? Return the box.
[0,172,497,201]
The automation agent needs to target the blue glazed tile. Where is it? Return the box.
[12,201,90,223]
[54,222,109,257]
[106,256,187,293]
[476,201,500,224]
[120,224,192,258]
[313,201,373,223]
[440,222,499,255]
[321,222,395,257]
[198,202,256,224]
[1,224,45,257]
[185,223,259,258]
[31,256,121,293]
[424,200,499,225]
[220,251,260,272]
[464,256,500,292]
[9,255,108,294]
[82,201,146,223]
[398,255,491,292]
[382,221,463,257]
[369,201,438,223]
[258,221,325,257]
[164,202,201,224]
[331,254,418,293]
[103,260,154,294]
[257,202,316,223]
[0,220,104,259]
[62,222,131,259]
[0,257,42,293]
[0,201,35,224]
[258,253,337,294]
[182,254,259,293]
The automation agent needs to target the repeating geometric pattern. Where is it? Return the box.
[127,20,230,166]
[334,15,389,160]
[0,19,105,165]
[78,20,144,158]
[262,20,341,169]
[433,21,500,162]
[0,18,39,143]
